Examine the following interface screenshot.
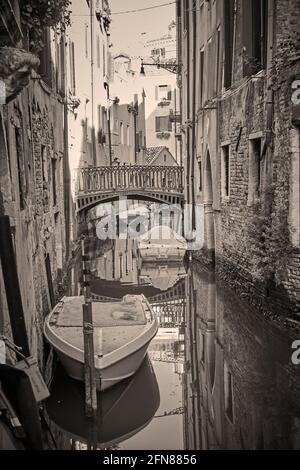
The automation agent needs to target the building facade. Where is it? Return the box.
[110,26,181,164]
[0,1,71,364]
[66,0,112,224]
[177,0,300,317]
[109,93,146,165]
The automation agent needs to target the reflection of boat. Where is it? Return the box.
[140,262,186,291]
[44,295,158,391]
[46,357,160,448]
[138,226,187,261]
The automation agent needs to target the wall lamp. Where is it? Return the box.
[140,59,181,76]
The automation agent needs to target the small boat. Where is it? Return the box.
[46,357,160,449]
[138,226,187,261]
[44,294,158,391]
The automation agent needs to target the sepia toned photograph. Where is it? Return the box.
[0,0,299,459]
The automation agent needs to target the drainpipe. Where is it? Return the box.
[191,1,197,230]
[186,5,191,206]
[104,82,112,166]
[176,0,183,172]
[231,0,238,83]
[133,110,137,164]
[62,34,71,259]
[174,88,178,163]
[90,0,96,166]
[262,0,275,210]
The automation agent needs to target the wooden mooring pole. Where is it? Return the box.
[81,237,98,450]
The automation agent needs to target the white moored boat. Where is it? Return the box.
[138,226,187,261]
[44,294,158,391]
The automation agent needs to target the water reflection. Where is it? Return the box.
[184,263,300,450]
[57,229,300,450]
[46,357,159,449]
[58,234,186,449]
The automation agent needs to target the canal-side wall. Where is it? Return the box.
[0,37,70,369]
[215,50,300,320]
[189,0,300,321]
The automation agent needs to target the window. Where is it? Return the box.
[119,254,123,279]
[200,332,205,363]
[164,153,167,163]
[199,49,204,107]
[69,41,76,95]
[103,44,106,77]
[120,122,124,145]
[221,145,230,198]
[183,0,189,32]
[161,48,166,57]
[51,157,57,207]
[155,116,172,132]
[157,85,165,100]
[97,36,100,68]
[216,28,221,93]
[127,125,130,145]
[248,137,262,204]
[224,363,234,423]
[41,144,48,183]
[139,131,143,150]
[207,38,213,99]
[223,0,234,89]
[38,28,52,87]
[198,160,202,191]
[243,0,268,74]
[85,24,88,58]
[15,127,26,210]
[156,84,169,101]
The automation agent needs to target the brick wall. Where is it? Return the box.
[215,0,300,319]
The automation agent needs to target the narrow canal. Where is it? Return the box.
[45,235,300,450]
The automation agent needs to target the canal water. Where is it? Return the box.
[45,235,300,450]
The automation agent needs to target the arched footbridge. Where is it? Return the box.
[75,165,184,213]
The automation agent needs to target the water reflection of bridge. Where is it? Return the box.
[91,277,186,328]
[91,277,185,303]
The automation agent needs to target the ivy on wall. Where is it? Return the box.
[21,0,72,51]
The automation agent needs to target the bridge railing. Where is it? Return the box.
[75,165,184,195]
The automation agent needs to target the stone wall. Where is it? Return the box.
[215,0,300,319]
[0,78,68,367]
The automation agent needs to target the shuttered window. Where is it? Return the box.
[69,41,76,95]
[155,116,172,132]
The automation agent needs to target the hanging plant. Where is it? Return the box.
[21,0,72,52]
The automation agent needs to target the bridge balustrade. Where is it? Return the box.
[76,165,184,195]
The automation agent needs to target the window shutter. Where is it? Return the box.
[168,118,172,132]
[155,86,158,101]
[155,116,160,132]
[167,86,172,101]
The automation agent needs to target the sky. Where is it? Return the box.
[109,0,176,56]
